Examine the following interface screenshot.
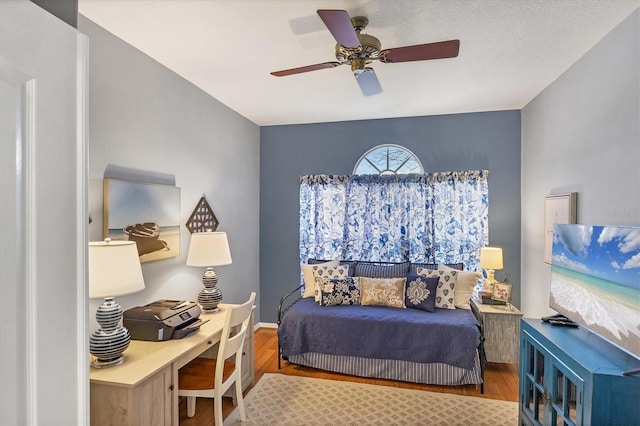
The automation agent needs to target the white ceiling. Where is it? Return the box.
[78,1,639,126]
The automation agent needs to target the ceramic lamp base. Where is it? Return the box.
[198,267,223,311]
[197,287,223,312]
[91,356,124,369]
[90,297,131,368]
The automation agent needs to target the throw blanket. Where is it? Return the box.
[279,298,480,370]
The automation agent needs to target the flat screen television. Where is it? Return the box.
[550,223,640,359]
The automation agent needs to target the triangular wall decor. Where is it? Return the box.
[186,196,219,233]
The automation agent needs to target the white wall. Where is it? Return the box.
[79,16,261,325]
[2,1,87,423]
[520,9,639,318]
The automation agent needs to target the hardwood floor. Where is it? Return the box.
[179,327,520,424]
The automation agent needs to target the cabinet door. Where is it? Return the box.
[548,359,583,426]
[520,336,547,425]
[132,366,172,426]
[91,366,172,426]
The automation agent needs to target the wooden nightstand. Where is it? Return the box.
[471,298,523,364]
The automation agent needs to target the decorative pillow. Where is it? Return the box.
[417,267,458,309]
[301,260,339,298]
[360,277,406,308]
[307,258,331,264]
[312,264,350,303]
[404,274,439,312]
[320,277,361,306]
[354,262,410,278]
[439,264,482,309]
[409,262,464,275]
[308,258,357,274]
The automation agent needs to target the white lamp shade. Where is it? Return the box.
[186,231,232,267]
[89,240,145,299]
[480,247,504,270]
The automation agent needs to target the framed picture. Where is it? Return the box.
[544,193,577,264]
[492,282,512,304]
[103,178,181,262]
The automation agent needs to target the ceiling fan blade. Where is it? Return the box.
[380,39,460,63]
[271,62,341,77]
[317,9,361,49]
[355,68,383,96]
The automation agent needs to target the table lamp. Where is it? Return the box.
[89,239,145,368]
[480,247,503,293]
[186,231,232,312]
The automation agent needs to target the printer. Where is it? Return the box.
[123,300,208,341]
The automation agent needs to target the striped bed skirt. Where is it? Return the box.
[287,351,483,386]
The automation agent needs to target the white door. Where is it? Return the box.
[0,1,88,424]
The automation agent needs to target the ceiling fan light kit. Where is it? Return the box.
[271,9,460,96]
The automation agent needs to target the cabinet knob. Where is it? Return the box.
[169,384,174,391]
[207,340,212,345]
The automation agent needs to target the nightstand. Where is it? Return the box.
[471,298,523,364]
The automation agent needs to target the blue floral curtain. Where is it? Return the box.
[299,171,489,270]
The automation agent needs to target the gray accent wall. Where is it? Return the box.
[260,111,521,323]
[521,9,639,318]
[79,16,261,323]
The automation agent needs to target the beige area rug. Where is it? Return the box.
[225,373,518,425]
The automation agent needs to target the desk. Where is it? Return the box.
[89,304,254,426]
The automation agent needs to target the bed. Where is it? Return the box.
[278,285,486,389]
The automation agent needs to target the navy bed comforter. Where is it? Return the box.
[278,298,481,370]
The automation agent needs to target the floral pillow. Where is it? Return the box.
[312,264,350,303]
[360,277,406,308]
[320,277,361,306]
[301,260,339,298]
[404,274,439,312]
[417,267,458,309]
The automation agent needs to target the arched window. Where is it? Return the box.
[353,144,424,175]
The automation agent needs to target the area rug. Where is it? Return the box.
[224,373,518,425]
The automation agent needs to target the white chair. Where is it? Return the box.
[179,292,256,424]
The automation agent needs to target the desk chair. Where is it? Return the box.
[179,292,256,424]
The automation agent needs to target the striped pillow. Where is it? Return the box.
[354,262,410,278]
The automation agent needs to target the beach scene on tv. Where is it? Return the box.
[550,224,640,358]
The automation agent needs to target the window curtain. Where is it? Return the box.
[299,171,489,270]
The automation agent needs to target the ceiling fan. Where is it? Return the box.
[270,9,460,96]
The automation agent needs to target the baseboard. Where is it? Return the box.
[256,322,278,329]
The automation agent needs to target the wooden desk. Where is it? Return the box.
[89,304,254,426]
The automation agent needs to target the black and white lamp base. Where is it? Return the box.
[90,297,131,368]
[197,267,223,312]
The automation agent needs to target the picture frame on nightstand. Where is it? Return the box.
[492,282,512,306]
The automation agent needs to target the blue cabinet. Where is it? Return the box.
[519,318,640,426]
